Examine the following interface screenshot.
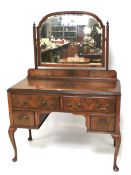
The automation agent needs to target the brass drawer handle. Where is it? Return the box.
[42,100,54,106]
[96,104,109,110]
[23,101,28,105]
[67,103,72,107]
[42,101,47,105]
[97,119,108,125]
[77,103,81,108]
[19,115,28,120]
[67,102,81,108]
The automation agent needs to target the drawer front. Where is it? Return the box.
[63,96,116,112]
[90,115,115,132]
[11,94,59,110]
[13,111,35,127]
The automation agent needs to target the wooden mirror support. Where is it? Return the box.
[7,11,121,172]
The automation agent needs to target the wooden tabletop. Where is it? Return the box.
[8,78,121,95]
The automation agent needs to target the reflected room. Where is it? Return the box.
[39,14,103,65]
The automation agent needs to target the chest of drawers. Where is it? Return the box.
[7,69,121,171]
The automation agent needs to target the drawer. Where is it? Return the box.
[90,115,115,132]
[63,96,116,113]
[13,111,35,127]
[11,94,59,110]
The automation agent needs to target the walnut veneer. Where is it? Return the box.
[7,69,121,171]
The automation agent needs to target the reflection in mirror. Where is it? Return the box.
[39,14,103,65]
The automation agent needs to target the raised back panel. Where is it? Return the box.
[28,69,116,79]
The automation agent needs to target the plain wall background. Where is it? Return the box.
[0,0,130,174]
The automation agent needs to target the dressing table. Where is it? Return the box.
[7,11,121,171]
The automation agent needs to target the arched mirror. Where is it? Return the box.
[34,11,109,69]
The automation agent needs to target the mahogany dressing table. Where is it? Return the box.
[7,11,121,171]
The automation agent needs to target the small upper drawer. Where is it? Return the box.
[63,96,116,112]
[11,94,60,110]
[13,111,35,127]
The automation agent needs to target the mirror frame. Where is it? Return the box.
[33,11,109,69]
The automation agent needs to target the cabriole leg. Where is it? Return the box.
[114,140,116,147]
[28,129,32,141]
[112,134,121,171]
[8,127,17,162]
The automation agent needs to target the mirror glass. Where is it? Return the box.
[39,14,103,66]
